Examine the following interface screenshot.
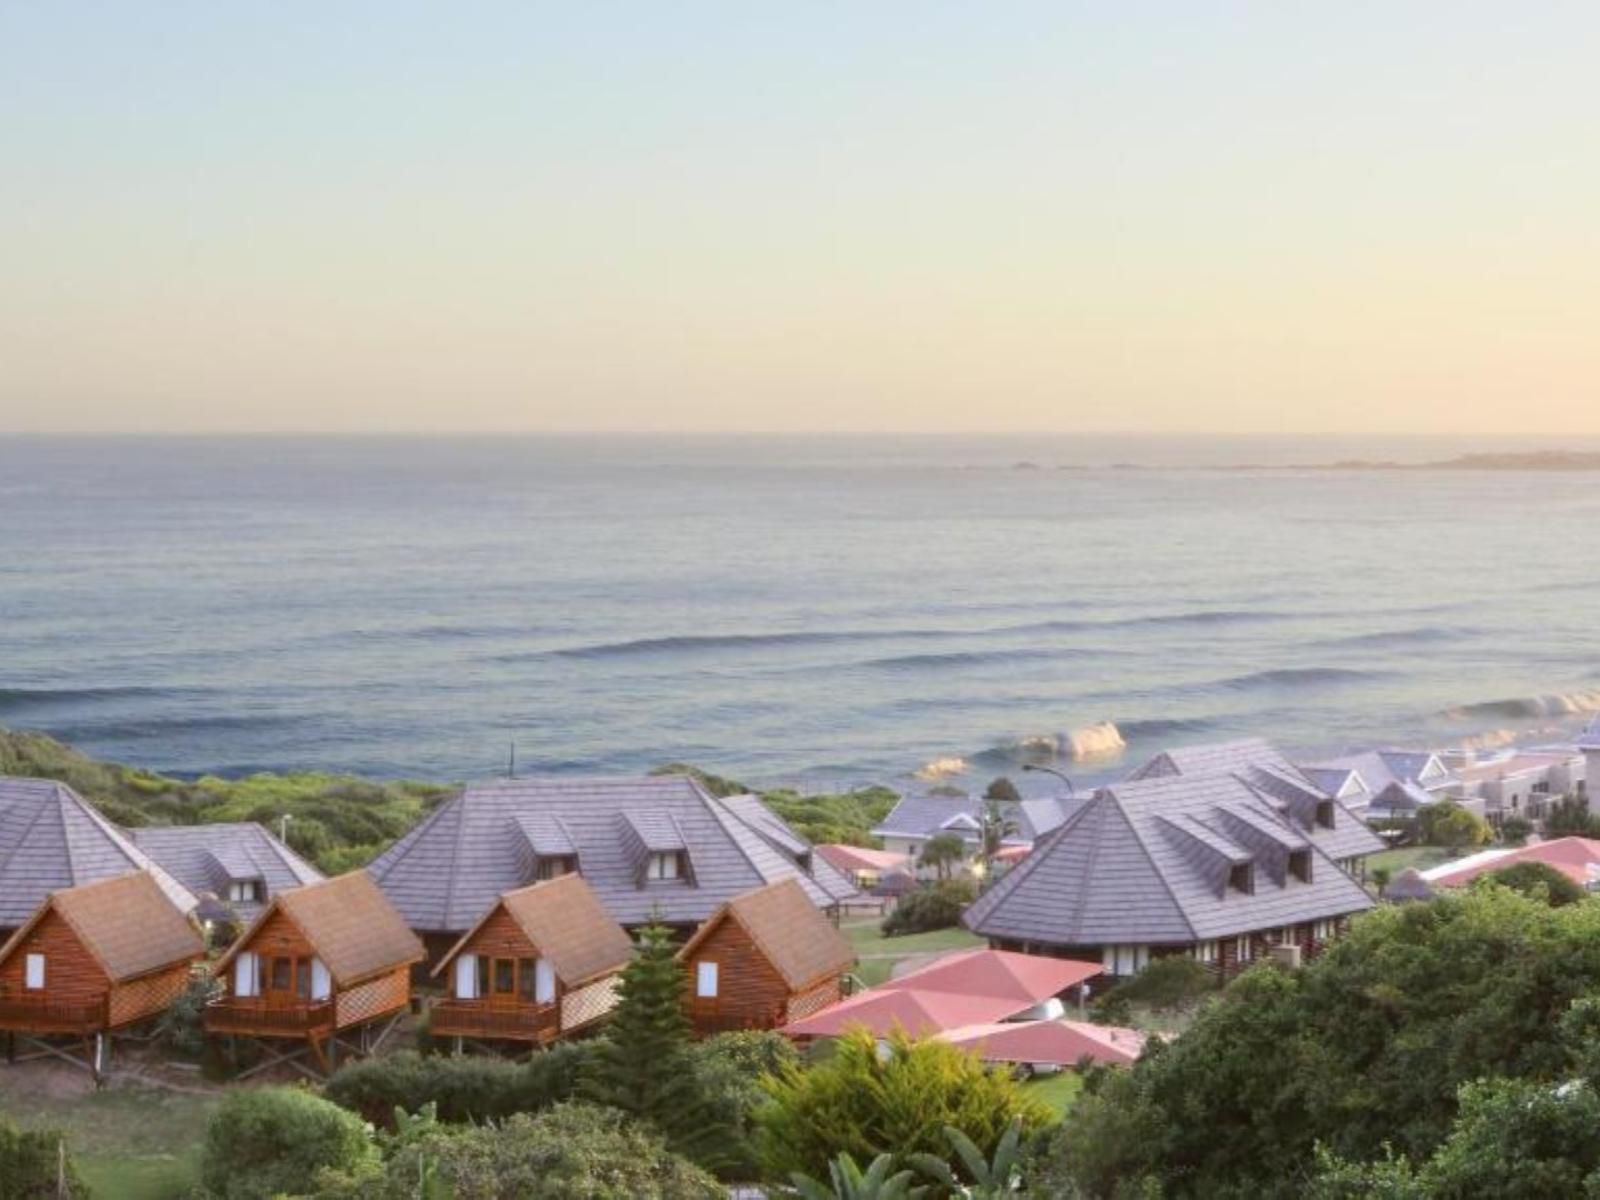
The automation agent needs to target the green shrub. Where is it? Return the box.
[1476,860,1587,907]
[755,1028,1052,1184]
[1417,801,1492,851]
[200,1086,376,1200]
[1093,954,1218,1018]
[881,879,976,936]
[1499,816,1534,847]
[321,1102,723,1199]
[0,1117,88,1199]
[155,969,221,1059]
[689,1031,800,1177]
[323,1046,590,1129]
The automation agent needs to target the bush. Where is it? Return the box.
[1093,954,1218,1018]
[1418,801,1492,852]
[1476,861,1587,907]
[0,1117,88,1198]
[320,1102,723,1199]
[755,1028,1051,1184]
[200,1086,377,1199]
[1543,795,1600,838]
[881,879,976,936]
[690,1031,799,1177]
[155,969,220,1060]
[323,1046,590,1129]
[1499,815,1533,846]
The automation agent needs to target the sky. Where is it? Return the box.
[1,3,1597,435]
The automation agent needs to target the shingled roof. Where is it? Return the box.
[433,874,633,988]
[679,879,854,991]
[129,823,323,917]
[964,770,1379,948]
[872,794,1068,844]
[0,871,203,983]
[217,872,424,989]
[366,776,857,933]
[0,777,197,928]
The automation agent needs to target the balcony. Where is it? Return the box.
[0,995,106,1035]
[430,999,560,1043]
[205,998,335,1036]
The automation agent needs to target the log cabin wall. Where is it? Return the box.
[683,917,789,1031]
[334,968,410,1030]
[108,961,193,1028]
[231,909,315,996]
[0,910,108,1008]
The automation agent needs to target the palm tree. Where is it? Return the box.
[909,1119,1027,1197]
[791,1152,928,1200]
[918,833,967,882]
[979,800,1020,881]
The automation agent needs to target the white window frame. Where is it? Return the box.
[310,957,332,1002]
[454,953,479,1000]
[1313,919,1336,941]
[1101,945,1149,976]
[648,852,681,881]
[1192,940,1219,964]
[534,959,557,1005]
[24,953,45,990]
[1235,935,1253,962]
[696,961,720,998]
[234,951,260,998]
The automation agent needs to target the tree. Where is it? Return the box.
[1476,861,1587,907]
[1543,795,1600,838]
[0,1117,88,1198]
[880,879,976,936]
[1499,815,1533,846]
[1371,866,1393,896]
[584,922,727,1167]
[919,832,967,881]
[909,1119,1027,1196]
[978,801,1020,881]
[1038,887,1600,1198]
[755,1028,1051,1184]
[983,777,1022,805]
[1423,803,1491,853]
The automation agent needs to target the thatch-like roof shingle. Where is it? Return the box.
[433,874,633,987]
[680,878,854,991]
[0,870,203,983]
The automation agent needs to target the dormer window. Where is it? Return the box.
[1289,849,1312,883]
[1228,863,1254,895]
[1314,800,1335,829]
[227,879,265,904]
[536,855,577,881]
[647,851,685,882]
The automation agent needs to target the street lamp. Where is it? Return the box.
[1021,763,1076,796]
[279,814,294,845]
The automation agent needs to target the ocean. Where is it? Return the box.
[2,433,1597,793]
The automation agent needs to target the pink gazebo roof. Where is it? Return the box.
[939,1018,1148,1068]
[785,948,1102,1039]
[817,844,911,873]
[1426,836,1600,888]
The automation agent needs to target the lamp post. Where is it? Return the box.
[279,814,293,845]
[1021,763,1076,796]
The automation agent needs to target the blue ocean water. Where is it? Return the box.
[2,434,1597,792]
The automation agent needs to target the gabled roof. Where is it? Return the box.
[0,777,197,927]
[0,871,203,984]
[679,879,854,991]
[217,871,424,989]
[939,1018,1147,1068]
[1423,837,1600,889]
[129,823,323,910]
[433,874,632,988]
[964,770,1378,947]
[366,776,851,932]
[1303,750,1454,803]
[785,948,1101,1039]
[872,794,1064,845]
[816,844,910,875]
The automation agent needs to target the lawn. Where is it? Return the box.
[1024,1070,1085,1117]
[0,1076,219,1200]
[842,918,984,987]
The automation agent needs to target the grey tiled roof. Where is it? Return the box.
[130,822,324,922]
[964,771,1378,947]
[872,794,1063,844]
[366,775,855,933]
[1302,750,1454,806]
[0,777,198,928]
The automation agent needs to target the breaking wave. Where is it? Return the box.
[1216,667,1385,691]
[1312,625,1474,650]
[0,685,200,711]
[1441,691,1600,721]
[988,721,1128,763]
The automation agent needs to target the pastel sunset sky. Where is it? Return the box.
[2,4,1596,434]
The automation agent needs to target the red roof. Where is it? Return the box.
[939,1018,1148,1068]
[785,948,1102,1039]
[1429,836,1600,888]
[817,844,911,874]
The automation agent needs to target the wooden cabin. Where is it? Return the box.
[430,874,634,1052]
[678,878,855,1037]
[208,871,424,1078]
[0,871,204,1080]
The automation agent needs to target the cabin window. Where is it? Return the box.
[518,958,538,1002]
[1235,936,1254,962]
[1289,849,1313,884]
[535,959,557,1005]
[1191,940,1219,964]
[1101,945,1148,976]
[454,954,479,1000]
[228,879,265,904]
[296,959,312,1000]
[1272,927,1297,946]
[536,855,576,881]
[1314,800,1335,829]
[24,954,44,990]
[647,852,683,881]
[1228,863,1254,895]
[235,952,260,998]
[311,958,332,1002]
[493,958,516,996]
[1313,919,1336,941]
[696,961,720,998]
[270,957,293,992]
[476,955,492,999]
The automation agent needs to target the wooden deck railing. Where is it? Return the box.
[430,1000,560,1042]
[0,996,106,1035]
[205,998,336,1036]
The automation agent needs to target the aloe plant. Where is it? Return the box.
[907,1118,1026,1197]
[790,1151,929,1200]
